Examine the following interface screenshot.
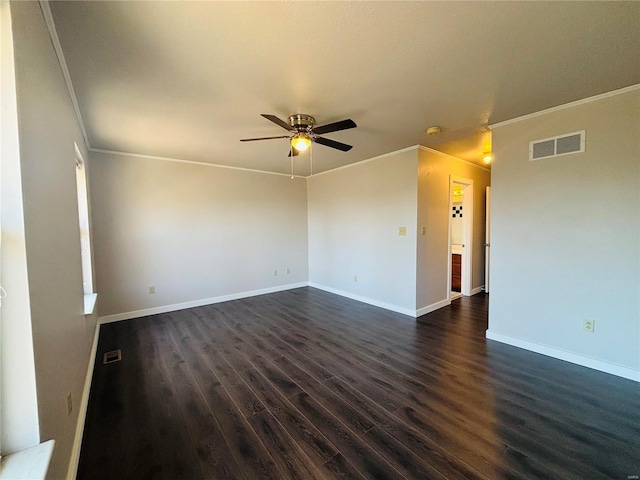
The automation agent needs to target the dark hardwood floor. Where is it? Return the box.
[78,288,640,479]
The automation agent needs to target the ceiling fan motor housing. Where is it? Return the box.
[288,114,315,132]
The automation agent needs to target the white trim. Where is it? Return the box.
[450,175,474,297]
[470,286,485,295]
[489,84,640,129]
[83,293,97,315]
[484,186,490,293]
[38,0,90,149]
[98,282,309,324]
[89,148,307,179]
[309,145,420,178]
[310,145,490,179]
[415,298,451,317]
[417,145,491,172]
[66,320,100,480]
[74,143,84,167]
[486,330,640,382]
[0,440,55,480]
[308,283,416,317]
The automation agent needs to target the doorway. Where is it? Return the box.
[449,176,474,299]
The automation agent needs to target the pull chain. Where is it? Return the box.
[310,142,313,177]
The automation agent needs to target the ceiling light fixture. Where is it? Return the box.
[291,133,311,152]
[483,152,492,164]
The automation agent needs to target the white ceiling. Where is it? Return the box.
[49,1,640,176]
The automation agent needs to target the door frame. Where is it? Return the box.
[485,186,491,293]
[448,175,474,297]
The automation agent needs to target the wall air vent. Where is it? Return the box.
[103,349,122,364]
[529,130,585,161]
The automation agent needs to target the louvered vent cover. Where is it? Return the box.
[529,130,585,161]
[103,349,122,364]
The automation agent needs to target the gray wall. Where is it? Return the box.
[488,89,640,377]
[7,2,98,478]
[89,152,309,317]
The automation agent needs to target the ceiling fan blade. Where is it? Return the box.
[312,119,357,135]
[240,135,290,142]
[315,136,353,152]
[288,148,300,157]
[261,114,292,131]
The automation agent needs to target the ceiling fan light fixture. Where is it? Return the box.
[291,134,311,152]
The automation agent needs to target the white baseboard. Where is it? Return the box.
[486,330,640,382]
[67,320,101,480]
[415,298,451,317]
[308,283,415,317]
[99,282,309,324]
[471,285,485,295]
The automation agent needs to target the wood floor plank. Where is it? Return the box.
[246,409,328,480]
[149,327,247,480]
[247,295,624,480]
[287,392,412,480]
[314,454,368,480]
[204,302,512,479]
[217,342,340,468]
[78,289,640,480]
[179,323,325,480]
[158,318,283,480]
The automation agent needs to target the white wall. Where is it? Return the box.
[89,152,309,317]
[307,149,418,315]
[488,88,640,380]
[0,0,40,454]
[416,148,491,312]
[6,1,99,478]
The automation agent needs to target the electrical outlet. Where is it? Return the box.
[67,392,73,415]
[399,226,407,236]
[273,270,278,276]
[583,319,595,333]
[354,275,358,282]
[148,286,155,294]
[421,226,426,235]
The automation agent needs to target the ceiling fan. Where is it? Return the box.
[240,114,356,156]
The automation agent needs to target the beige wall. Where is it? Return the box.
[416,148,491,311]
[89,152,309,317]
[307,146,489,316]
[7,2,98,477]
[307,150,419,314]
[488,88,640,378]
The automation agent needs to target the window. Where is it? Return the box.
[75,143,96,313]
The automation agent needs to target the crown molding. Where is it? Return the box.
[417,145,491,172]
[310,145,491,178]
[309,145,420,178]
[89,148,307,179]
[39,0,90,149]
[489,84,640,129]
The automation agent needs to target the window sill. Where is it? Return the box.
[0,440,55,480]
[84,293,97,315]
